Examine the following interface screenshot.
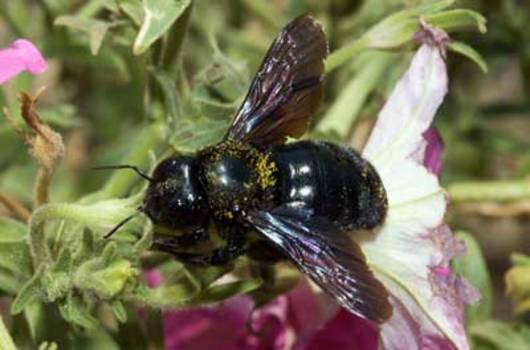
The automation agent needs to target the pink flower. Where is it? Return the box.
[0,39,47,84]
[145,270,339,350]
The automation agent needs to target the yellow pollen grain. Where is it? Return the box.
[255,153,277,189]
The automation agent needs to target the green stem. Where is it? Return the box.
[325,38,369,74]
[317,53,393,136]
[0,316,17,350]
[448,180,530,202]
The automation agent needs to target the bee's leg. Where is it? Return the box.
[152,226,207,251]
[168,237,246,266]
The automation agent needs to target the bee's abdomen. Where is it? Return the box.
[271,141,387,230]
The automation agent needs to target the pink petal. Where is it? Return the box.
[303,309,379,350]
[144,269,163,288]
[0,39,47,84]
[164,296,252,350]
[423,128,444,176]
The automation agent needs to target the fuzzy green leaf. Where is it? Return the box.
[43,249,74,302]
[133,0,191,55]
[75,258,136,298]
[168,115,229,153]
[0,241,32,278]
[11,266,45,315]
[73,230,96,265]
[151,68,180,120]
[111,300,128,323]
[59,294,98,329]
[452,231,492,324]
[55,15,111,55]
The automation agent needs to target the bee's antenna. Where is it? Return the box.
[93,165,154,182]
[104,213,139,239]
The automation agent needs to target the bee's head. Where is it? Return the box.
[141,156,209,229]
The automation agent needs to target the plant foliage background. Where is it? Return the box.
[0,0,529,349]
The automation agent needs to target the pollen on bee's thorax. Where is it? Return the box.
[254,152,277,190]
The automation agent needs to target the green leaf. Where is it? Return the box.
[0,241,32,278]
[73,230,96,265]
[0,217,27,241]
[168,115,229,152]
[23,302,45,341]
[425,9,487,34]
[185,265,233,289]
[192,279,262,304]
[318,52,394,137]
[111,300,127,323]
[43,249,73,301]
[59,294,98,329]
[11,266,45,315]
[133,0,191,55]
[75,258,136,298]
[151,68,180,120]
[448,41,488,73]
[452,231,492,325]
[55,15,111,55]
[470,321,530,350]
[136,281,199,308]
[117,0,144,26]
[0,272,23,294]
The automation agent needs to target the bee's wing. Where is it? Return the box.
[224,14,327,147]
[246,207,392,323]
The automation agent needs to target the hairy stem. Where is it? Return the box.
[33,167,52,208]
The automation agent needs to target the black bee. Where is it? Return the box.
[105,14,392,323]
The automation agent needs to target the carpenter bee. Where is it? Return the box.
[105,14,392,323]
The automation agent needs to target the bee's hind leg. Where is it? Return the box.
[162,236,246,266]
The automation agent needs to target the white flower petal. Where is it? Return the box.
[357,44,473,350]
[363,45,447,169]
